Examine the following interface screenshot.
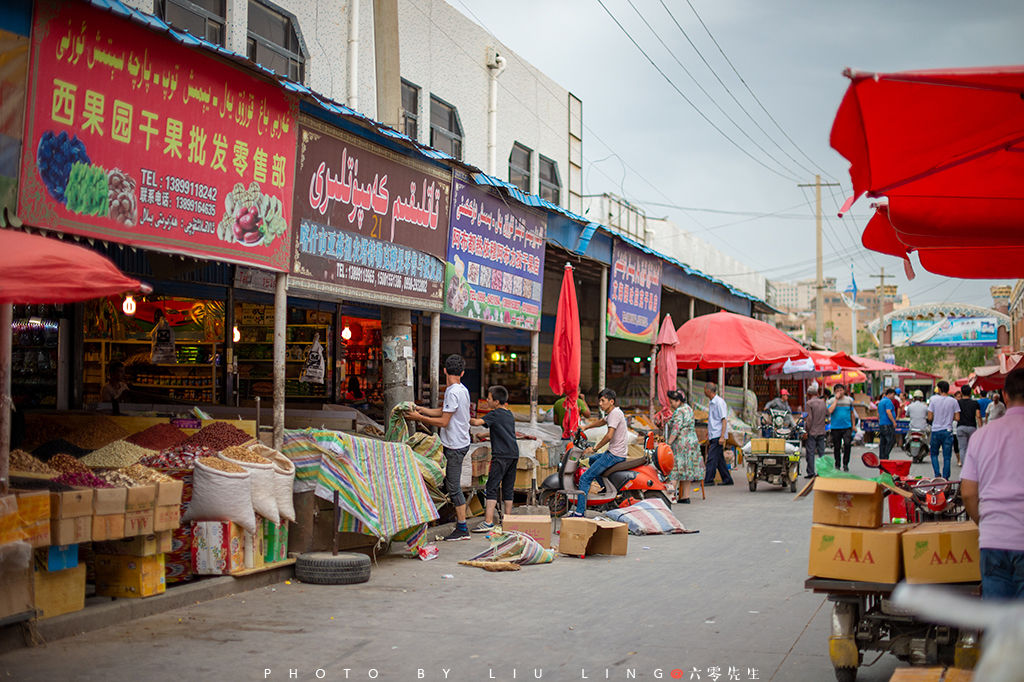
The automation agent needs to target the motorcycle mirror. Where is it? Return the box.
[861,452,881,468]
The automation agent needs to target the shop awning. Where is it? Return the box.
[0,229,150,303]
[845,353,910,373]
[830,66,1024,277]
[971,352,1024,390]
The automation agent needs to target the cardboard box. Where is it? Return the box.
[50,489,93,519]
[92,487,127,515]
[92,513,127,542]
[35,544,78,572]
[153,505,181,532]
[514,467,536,489]
[95,531,172,557]
[558,518,629,557]
[767,438,787,454]
[124,485,157,512]
[15,490,51,547]
[888,668,972,682]
[191,521,246,575]
[33,564,86,619]
[901,521,981,584]
[263,520,289,564]
[124,509,155,536]
[155,480,185,507]
[0,566,34,620]
[749,438,769,454]
[50,516,92,545]
[808,523,908,583]
[812,477,884,528]
[94,553,166,598]
[502,515,553,549]
[244,526,265,570]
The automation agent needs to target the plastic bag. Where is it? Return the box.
[183,458,257,534]
[219,452,279,524]
[815,455,895,487]
[251,444,296,523]
[299,334,325,384]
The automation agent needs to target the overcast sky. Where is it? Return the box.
[458,0,1022,308]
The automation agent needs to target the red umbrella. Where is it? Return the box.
[0,229,150,303]
[830,66,1024,277]
[675,311,809,369]
[655,314,679,414]
[764,350,840,380]
[549,263,581,438]
[823,369,868,387]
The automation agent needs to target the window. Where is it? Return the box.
[401,80,419,140]
[508,143,531,193]
[430,96,463,160]
[247,1,305,82]
[539,155,561,204]
[158,0,226,46]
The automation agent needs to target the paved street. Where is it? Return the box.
[1,445,952,682]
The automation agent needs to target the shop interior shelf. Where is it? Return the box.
[133,383,213,389]
[237,359,307,363]
[86,339,216,344]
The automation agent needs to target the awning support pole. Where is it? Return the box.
[273,273,287,449]
[0,303,10,494]
[430,312,440,409]
[530,330,539,425]
[599,265,607,390]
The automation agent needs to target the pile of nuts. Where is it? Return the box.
[197,456,246,474]
[68,418,129,450]
[81,441,156,468]
[96,469,139,487]
[9,449,56,475]
[49,454,90,474]
[181,422,252,450]
[220,446,269,464]
[140,444,217,469]
[123,463,173,484]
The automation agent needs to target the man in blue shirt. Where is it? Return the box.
[827,384,858,471]
[877,388,897,460]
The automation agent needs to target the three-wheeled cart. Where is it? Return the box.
[804,577,980,682]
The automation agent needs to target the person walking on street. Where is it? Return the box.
[703,383,732,486]
[803,387,827,478]
[408,355,472,541]
[469,385,519,534]
[957,385,982,464]
[961,368,1024,599]
[877,388,898,460]
[976,391,992,426]
[987,392,1006,422]
[664,389,703,503]
[827,384,857,471]
[568,389,628,517]
[927,380,960,479]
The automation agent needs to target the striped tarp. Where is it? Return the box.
[603,499,698,535]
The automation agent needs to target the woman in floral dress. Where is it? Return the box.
[664,389,704,503]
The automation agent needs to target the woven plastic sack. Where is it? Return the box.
[603,498,695,535]
[183,458,257,534]
[816,455,895,487]
[219,451,279,524]
[467,530,555,565]
[251,444,296,523]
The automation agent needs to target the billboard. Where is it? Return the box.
[607,239,662,344]
[19,0,297,271]
[891,317,999,347]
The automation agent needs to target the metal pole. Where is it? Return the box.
[599,265,607,389]
[273,273,287,449]
[742,361,749,422]
[815,175,824,346]
[687,297,695,398]
[529,330,539,425]
[0,304,10,494]
[649,344,657,420]
[429,312,440,408]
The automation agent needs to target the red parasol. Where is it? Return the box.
[549,263,581,438]
[764,350,841,380]
[823,369,868,387]
[675,312,809,369]
[830,66,1024,278]
[0,230,150,303]
[655,314,679,413]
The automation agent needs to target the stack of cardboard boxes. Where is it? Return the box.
[808,478,981,584]
[191,518,290,575]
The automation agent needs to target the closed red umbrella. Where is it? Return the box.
[675,312,809,369]
[655,314,679,414]
[549,263,581,438]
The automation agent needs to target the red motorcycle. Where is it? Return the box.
[539,429,674,516]
[860,452,965,523]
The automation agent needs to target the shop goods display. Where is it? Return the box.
[96,469,139,487]
[181,422,252,450]
[294,551,371,585]
[266,448,297,523]
[125,423,188,451]
[139,444,217,469]
[124,464,174,485]
[53,471,112,489]
[80,440,155,468]
[220,447,279,524]
[47,454,90,475]
[9,449,56,475]
[183,457,257,534]
[67,418,129,450]
[32,439,90,461]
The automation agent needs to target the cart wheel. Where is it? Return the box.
[789,478,797,493]
[748,480,757,492]
[295,552,371,585]
[833,667,857,682]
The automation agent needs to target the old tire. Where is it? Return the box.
[295,552,371,585]
[789,478,798,493]
[748,480,757,492]
[834,667,857,682]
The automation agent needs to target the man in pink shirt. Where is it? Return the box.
[962,367,1024,600]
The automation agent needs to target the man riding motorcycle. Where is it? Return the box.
[763,389,795,429]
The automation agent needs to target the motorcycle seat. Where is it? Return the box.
[602,457,647,476]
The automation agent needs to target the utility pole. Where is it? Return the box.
[798,176,841,347]
[870,267,889,359]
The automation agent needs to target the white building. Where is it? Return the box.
[768,277,837,312]
[134,0,582,212]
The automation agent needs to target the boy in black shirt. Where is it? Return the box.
[470,385,519,533]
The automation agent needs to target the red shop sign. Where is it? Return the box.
[18,0,298,271]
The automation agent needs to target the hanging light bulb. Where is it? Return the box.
[341,326,352,341]
[233,325,241,343]
[123,295,137,316]
[492,351,501,362]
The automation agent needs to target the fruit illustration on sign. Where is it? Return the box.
[217,182,288,247]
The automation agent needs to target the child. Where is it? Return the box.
[470,385,519,533]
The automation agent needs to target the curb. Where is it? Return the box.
[0,564,294,654]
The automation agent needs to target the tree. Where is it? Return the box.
[857,329,877,356]
[894,346,946,374]
[953,347,992,376]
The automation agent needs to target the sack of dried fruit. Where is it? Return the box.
[182,457,257,534]
[219,447,279,524]
[250,444,295,523]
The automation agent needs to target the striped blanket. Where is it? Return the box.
[603,498,698,535]
[280,429,438,552]
[467,530,555,565]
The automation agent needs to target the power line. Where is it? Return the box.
[594,0,800,183]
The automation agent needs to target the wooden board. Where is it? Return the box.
[230,557,296,577]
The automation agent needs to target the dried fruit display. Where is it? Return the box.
[197,456,245,474]
[107,168,138,225]
[220,446,269,464]
[67,418,129,450]
[54,471,113,488]
[126,423,188,451]
[49,453,90,474]
[181,422,252,450]
[9,449,57,475]
[139,444,216,469]
[81,440,155,468]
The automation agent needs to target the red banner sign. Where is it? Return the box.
[18,0,297,271]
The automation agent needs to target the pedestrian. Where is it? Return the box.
[664,389,703,503]
[703,382,732,486]
[567,388,628,517]
[927,380,960,479]
[552,392,590,434]
[407,354,472,541]
[877,388,898,460]
[961,367,1024,599]
[803,386,827,478]
[987,391,1006,422]
[976,391,992,425]
[827,384,857,471]
[469,385,518,534]
[956,385,982,465]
